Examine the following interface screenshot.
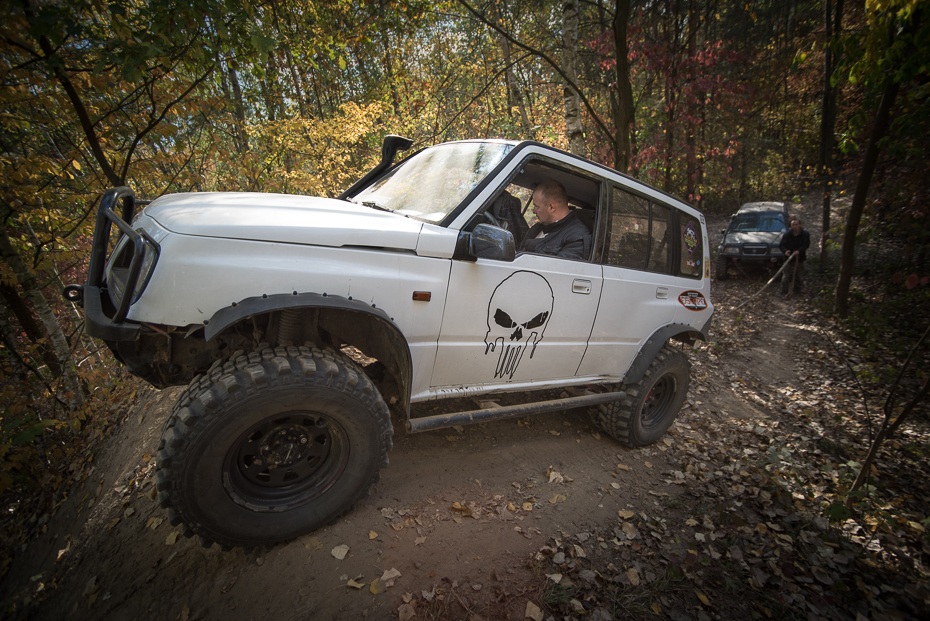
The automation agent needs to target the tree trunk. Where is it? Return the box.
[562,0,585,155]
[0,226,83,407]
[834,80,898,317]
[0,284,61,375]
[685,0,698,202]
[228,65,250,153]
[500,30,534,138]
[613,0,634,172]
[819,0,844,266]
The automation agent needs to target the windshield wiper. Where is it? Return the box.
[362,201,392,212]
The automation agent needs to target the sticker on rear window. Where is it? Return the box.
[678,290,707,311]
[682,221,699,256]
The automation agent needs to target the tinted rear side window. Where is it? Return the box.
[677,214,703,278]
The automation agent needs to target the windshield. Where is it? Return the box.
[352,142,514,223]
[731,212,786,232]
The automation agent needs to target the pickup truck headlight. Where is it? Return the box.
[723,246,740,255]
[106,232,159,308]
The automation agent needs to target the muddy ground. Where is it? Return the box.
[1,200,855,621]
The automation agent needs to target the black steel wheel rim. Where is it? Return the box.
[224,411,348,511]
[641,375,676,429]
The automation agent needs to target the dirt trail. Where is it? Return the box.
[1,200,838,621]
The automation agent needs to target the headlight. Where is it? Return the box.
[106,232,160,308]
[723,247,740,255]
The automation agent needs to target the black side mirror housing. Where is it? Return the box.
[454,224,516,262]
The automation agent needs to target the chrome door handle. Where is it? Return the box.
[656,287,669,299]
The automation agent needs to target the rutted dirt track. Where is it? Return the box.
[2,202,848,620]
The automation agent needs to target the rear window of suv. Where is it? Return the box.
[605,186,703,279]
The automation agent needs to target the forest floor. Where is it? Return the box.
[2,196,929,621]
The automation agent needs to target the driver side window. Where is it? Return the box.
[473,160,599,262]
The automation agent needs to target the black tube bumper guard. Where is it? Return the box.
[64,187,144,342]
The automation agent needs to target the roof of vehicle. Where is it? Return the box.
[735,201,787,214]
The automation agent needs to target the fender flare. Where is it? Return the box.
[205,291,413,413]
[624,321,707,385]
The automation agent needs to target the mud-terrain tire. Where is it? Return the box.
[155,346,392,549]
[715,255,728,281]
[595,345,690,447]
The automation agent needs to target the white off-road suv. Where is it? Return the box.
[68,136,714,549]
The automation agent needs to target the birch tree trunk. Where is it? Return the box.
[0,226,83,407]
[562,0,585,155]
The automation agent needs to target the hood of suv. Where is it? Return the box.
[145,192,424,250]
[723,230,783,246]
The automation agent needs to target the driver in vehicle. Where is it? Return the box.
[520,180,592,260]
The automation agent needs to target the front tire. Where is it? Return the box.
[715,255,729,281]
[155,346,392,549]
[595,345,690,447]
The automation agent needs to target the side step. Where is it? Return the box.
[406,390,627,434]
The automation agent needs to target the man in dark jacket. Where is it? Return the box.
[779,216,810,295]
[521,181,591,260]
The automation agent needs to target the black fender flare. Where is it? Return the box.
[624,321,707,385]
[205,292,413,413]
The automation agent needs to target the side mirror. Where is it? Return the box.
[457,224,516,262]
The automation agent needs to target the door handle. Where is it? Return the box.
[656,287,669,299]
[572,279,592,295]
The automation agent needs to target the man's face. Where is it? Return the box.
[532,190,554,225]
[790,220,801,234]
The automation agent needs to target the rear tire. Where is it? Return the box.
[155,346,392,549]
[595,345,690,447]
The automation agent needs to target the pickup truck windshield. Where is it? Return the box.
[352,142,513,223]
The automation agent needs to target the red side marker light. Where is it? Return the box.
[412,291,431,302]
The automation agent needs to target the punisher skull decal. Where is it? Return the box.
[484,271,554,379]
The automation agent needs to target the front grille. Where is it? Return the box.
[742,244,768,256]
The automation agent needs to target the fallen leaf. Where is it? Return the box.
[549,493,566,504]
[685,518,698,526]
[147,517,163,530]
[695,590,710,606]
[618,510,635,519]
[414,536,426,545]
[621,522,638,540]
[644,461,653,469]
[368,531,378,539]
[397,603,416,621]
[369,578,384,594]
[451,502,474,517]
[546,573,563,583]
[165,530,178,545]
[331,544,349,560]
[525,601,544,621]
[522,502,533,512]
[346,579,365,589]
[547,466,564,484]
[617,464,630,471]
[381,568,402,588]
[627,568,640,586]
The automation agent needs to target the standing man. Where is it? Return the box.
[521,180,591,260]
[779,216,811,296]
